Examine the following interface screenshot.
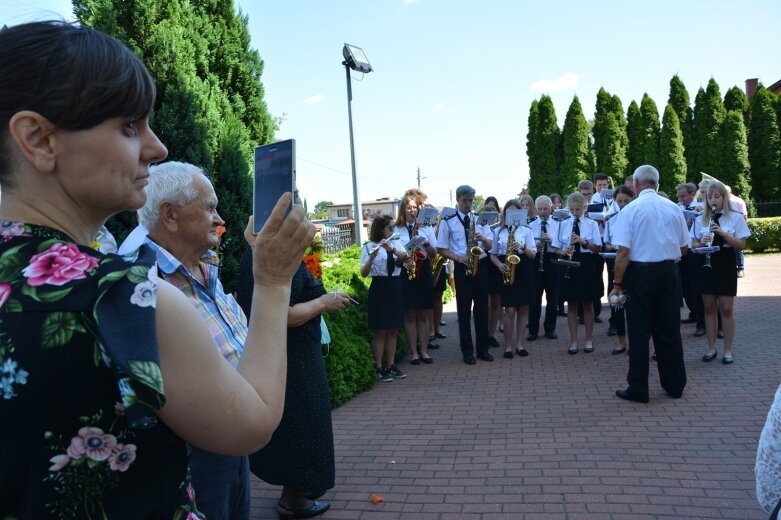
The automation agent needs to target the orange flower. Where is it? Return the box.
[369,493,384,504]
[303,254,322,279]
[216,225,227,240]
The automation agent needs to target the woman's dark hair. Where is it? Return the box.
[550,193,563,204]
[614,185,634,199]
[0,21,157,182]
[369,214,393,243]
[483,196,499,211]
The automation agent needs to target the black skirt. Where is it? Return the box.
[498,254,535,307]
[559,250,597,302]
[368,276,404,329]
[699,247,738,296]
[401,257,434,310]
[484,257,503,295]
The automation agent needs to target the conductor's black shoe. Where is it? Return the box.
[526,334,538,341]
[463,355,476,365]
[545,332,558,340]
[476,352,494,362]
[615,388,649,403]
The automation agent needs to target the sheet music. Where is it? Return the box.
[504,209,527,227]
[599,188,615,200]
[405,235,427,251]
[417,207,438,226]
[477,211,499,227]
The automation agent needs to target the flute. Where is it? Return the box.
[369,233,401,254]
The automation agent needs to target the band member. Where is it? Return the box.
[550,193,564,210]
[528,196,562,340]
[677,183,701,328]
[483,196,503,348]
[360,215,408,381]
[578,178,605,324]
[550,193,567,316]
[557,192,602,354]
[430,206,448,344]
[394,194,437,365]
[490,199,537,358]
[689,182,751,365]
[436,185,494,365]
[603,185,634,354]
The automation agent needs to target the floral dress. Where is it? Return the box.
[0,222,200,519]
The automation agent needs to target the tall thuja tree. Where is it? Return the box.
[694,78,727,182]
[75,0,276,291]
[608,94,629,180]
[668,74,692,180]
[724,86,750,129]
[592,87,612,174]
[526,100,542,193]
[748,86,781,200]
[689,87,706,182]
[593,88,628,181]
[638,93,661,168]
[560,96,592,193]
[721,110,752,201]
[531,95,562,196]
[659,104,686,195]
[625,100,643,175]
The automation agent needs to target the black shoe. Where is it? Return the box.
[487,336,500,348]
[476,352,494,362]
[615,388,649,404]
[427,341,440,350]
[421,355,434,364]
[503,350,513,359]
[434,332,447,339]
[410,358,421,365]
[607,326,617,336]
[557,309,567,317]
[463,355,476,365]
[702,351,717,362]
[277,499,331,519]
[545,332,558,340]
[577,317,584,325]
[386,364,407,379]
[594,316,603,323]
[526,334,538,341]
[681,317,696,324]
[440,320,447,326]
[611,346,627,355]
[515,347,529,357]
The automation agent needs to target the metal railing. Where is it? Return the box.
[321,227,353,254]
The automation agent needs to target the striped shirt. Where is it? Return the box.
[144,238,247,367]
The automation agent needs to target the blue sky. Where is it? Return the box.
[3,0,779,208]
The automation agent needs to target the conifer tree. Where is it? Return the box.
[721,110,752,201]
[526,100,541,192]
[529,95,562,196]
[592,87,612,174]
[689,87,706,182]
[693,78,726,182]
[638,94,661,168]
[592,89,628,181]
[560,96,592,193]
[724,86,750,129]
[625,100,643,175]
[748,86,781,200]
[668,75,692,178]
[659,104,686,195]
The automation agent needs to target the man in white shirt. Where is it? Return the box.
[436,185,494,364]
[610,165,689,403]
[528,196,562,340]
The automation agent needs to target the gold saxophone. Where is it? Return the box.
[503,224,521,285]
[431,216,446,285]
[465,216,483,278]
[406,222,427,281]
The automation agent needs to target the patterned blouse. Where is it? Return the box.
[0,222,201,519]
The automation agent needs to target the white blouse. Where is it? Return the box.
[490,225,536,256]
[359,237,407,277]
[557,216,603,254]
[689,210,751,247]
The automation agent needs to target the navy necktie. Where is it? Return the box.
[386,248,395,275]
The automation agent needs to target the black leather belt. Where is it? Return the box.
[630,260,675,267]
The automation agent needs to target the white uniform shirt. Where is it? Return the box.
[611,188,689,262]
[489,225,537,256]
[557,216,603,254]
[394,222,437,252]
[689,210,751,248]
[359,237,408,277]
[436,211,492,260]
[528,217,562,251]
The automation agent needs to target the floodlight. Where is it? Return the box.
[343,43,373,74]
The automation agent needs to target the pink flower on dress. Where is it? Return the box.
[66,426,117,461]
[0,283,11,308]
[22,243,99,286]
[186,482,196,502]
[48,454,71,471]
[108,443,137,472]
[0,221,25,237]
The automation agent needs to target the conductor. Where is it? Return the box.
[610,165,689,403]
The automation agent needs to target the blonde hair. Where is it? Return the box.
[518,194,537,219]
[394,194,419,227]
[567,191,586,209]
[700,181,732,226]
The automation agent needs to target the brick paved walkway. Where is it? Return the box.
[250,253,781,520]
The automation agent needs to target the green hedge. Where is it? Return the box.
[746,217,781,253]
[319,246,452,407]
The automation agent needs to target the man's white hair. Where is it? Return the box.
[535,195,552,207]
[633,165,659,187]
[139,161,211,229]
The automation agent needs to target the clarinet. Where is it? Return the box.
[703,207,715,269]
[564,218,580,279]
[538,220,547,272]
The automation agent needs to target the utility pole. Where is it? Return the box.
[417,167,421,188]
[449,189,453,207]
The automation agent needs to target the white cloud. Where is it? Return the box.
[304,94,326,105]
[528,72,579,93]
[433,102,446,111]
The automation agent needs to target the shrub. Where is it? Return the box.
[746,217,781,253]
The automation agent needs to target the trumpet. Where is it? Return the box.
[703,206,716,269]
[369,233,400,255]
[465,217,483,278]
[503,224,521,286]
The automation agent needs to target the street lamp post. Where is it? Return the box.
[342,43,373,246]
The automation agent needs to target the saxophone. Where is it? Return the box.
[465,216,483,278]
[431,216,446,285]
[406,222,428,281]
[503,224,521,286]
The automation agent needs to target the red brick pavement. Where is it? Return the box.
[250,254,781,520]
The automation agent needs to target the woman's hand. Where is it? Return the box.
[321,292,351,313]
[253,193,316,287]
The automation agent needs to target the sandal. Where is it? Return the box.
[568,346,578,355]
